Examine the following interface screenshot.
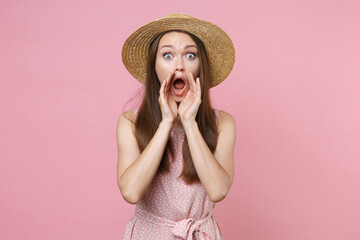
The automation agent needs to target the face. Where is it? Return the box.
[155,31,200,102]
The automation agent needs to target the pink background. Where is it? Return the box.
[1,0,360,239]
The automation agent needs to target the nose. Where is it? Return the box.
[175,59,184,72]
[176,65,184,72]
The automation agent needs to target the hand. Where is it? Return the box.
[158,69,178,125]
[178,71,202,123]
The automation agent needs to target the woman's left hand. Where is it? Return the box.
[178,71,202,123]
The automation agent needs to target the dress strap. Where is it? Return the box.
[131,108,139,121]
[135,207,213,240]
[214,109,220,126]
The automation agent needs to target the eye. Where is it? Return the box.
[186,52,196,59]
[163,53,173,59]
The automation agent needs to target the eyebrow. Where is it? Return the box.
[160,44,198,49]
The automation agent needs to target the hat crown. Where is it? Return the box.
[162,13,194,19]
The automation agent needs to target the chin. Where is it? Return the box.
[171,89,188,103]
[172,95,185,103]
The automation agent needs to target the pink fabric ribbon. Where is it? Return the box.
[171,216,212,240]
[135,207,212,240]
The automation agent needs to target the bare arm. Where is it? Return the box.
[178,72,236,202]
[182,111,236,203]
[117,70,177,204]
[116,111,173,204]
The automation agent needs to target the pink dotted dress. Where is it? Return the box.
[123,109,224,240]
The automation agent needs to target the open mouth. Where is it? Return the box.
[172,78,186,96]
[173,78,185,89]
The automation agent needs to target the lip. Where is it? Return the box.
[171,75,187,96]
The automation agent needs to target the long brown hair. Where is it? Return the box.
[134,30,218,185]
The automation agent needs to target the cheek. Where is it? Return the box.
[188,61,200,78]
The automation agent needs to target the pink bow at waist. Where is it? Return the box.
[135,207,212,240]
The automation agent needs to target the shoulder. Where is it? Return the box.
[117,109,136,124]
[217,110,236,133]
[117,109,136,134]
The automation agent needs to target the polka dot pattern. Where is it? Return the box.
[123,109,223,240]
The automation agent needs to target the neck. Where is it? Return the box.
[173,115,184,132]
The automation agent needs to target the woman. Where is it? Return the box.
[117,13,236,240]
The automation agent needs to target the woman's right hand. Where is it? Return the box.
[158,70,177,125]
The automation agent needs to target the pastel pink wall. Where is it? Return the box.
[1,0,359,239]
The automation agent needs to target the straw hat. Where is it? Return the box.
[121,13,235,88]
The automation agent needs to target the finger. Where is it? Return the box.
[160,75,167,91]
[166,69,175,94]
[191,74,197,94]
[159,75,167,100]
[184,89,191,101]
[161,74,173,106]
[187,71,195,93]
[196,77,201,98]
[161,70,173,100]
[195,76,200,92]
